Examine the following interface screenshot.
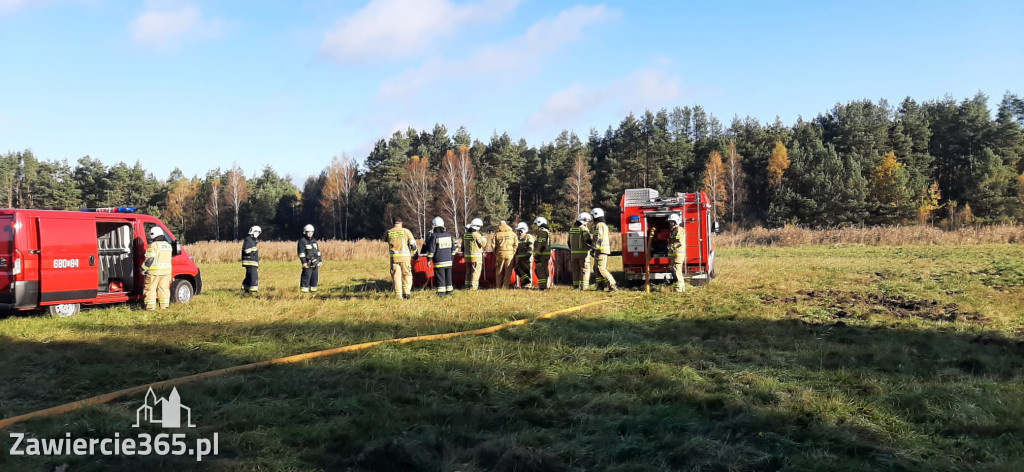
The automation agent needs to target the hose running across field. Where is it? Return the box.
[0,298,620,430]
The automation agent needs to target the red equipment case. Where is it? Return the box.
[412,245,571,289]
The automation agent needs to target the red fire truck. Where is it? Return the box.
[0,207,202,317]
[619,188,718,287]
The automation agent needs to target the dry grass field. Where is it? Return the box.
[185,225,1024,263]
[1,239,1022,471]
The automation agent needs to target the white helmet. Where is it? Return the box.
[668,213,682,225]
[577,212,592,224]
[533,216,548,226]
[466,217,483,230]
[431,216,445,229]
[248,225,262,236]
[590,208,605,219]
[148,226,163,239]
[303,224,314,233]
[515,222,528,233]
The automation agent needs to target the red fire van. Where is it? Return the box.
[0,207,202,317]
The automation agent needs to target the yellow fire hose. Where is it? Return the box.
[0,298,617,430]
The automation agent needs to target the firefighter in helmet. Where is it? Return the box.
[463,217,487,290]
[569,212,593,290]
[142,226,173,310]
[532,217,551,289]
[492,221,517,289]
[386,218,417,299]
[423,216,455,296]
[589,208,618,292]
[667,213,686,292]
[298,224,322,293]
[241,225,261,294]
[513,222,535,288]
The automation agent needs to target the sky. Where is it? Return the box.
[1,0,1022,183]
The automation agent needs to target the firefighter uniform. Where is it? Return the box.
[668,223,687,292]
[425,229,455,295]
[386,224,417,299]
[533,226,551,289]
[298,235,322,292]
[569,223,593,290]
[591,220,617,291]
[514,231,536,288]
[241,234,260,293]
[463,230,487,290]
[143,236,173,310]
[492,222,517,289]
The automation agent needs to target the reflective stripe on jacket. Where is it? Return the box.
[594,222,611,255]
[241,235,259,267]
[298,236,321,265]
[516,234,535,258]
[493,224,517,257]
[668,225,686,260]
[425,232,454,268]
[568,225,592,255]
[143,238,173,276]
[463,232,486,259]
[533,228,550,258]
[386,226,416,262]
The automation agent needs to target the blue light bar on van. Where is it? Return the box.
[80,206,138,213]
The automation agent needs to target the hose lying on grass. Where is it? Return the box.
[0,298,619,430]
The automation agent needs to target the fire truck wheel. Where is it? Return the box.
[171,279,194,303]
[48,303,80,318]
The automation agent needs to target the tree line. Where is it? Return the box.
[3,91,1022,241]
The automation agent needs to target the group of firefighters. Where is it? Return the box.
[213,206,686,300]
[385,207,687,299]
[239,224,323,295]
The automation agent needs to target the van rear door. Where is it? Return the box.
[0,214,15,305]
[38,217,99,303]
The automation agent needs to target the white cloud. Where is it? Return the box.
[129,3,223,48]
[0,0,66,16]
[0,0,28,13]
[376,4,616,99]
[526,66,683,132]
[320,0,521,63]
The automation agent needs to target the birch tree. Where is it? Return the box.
[437,148,478,239]
[724,141,745,224]
[224,163,248,239]
[320,157,344,239]
[564,153,594,218]
[703,150,727,219]
[205,178,222,240]
[339,153,358,239]
[399,156,432,239]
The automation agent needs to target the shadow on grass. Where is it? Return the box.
[1,316,1022,472]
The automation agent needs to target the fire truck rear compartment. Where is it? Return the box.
[97,222,134,293]
[643,211,680,258]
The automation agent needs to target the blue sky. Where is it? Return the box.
[1,0,1021,183]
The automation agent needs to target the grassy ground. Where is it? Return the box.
[1,245,1022,471]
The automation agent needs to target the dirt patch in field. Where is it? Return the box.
[761,290,989,324]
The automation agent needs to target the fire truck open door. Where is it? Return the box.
[37,217,99,303]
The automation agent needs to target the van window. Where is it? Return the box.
[0,216,13,246]
[144,222,179,255]
[144,222,171,241]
